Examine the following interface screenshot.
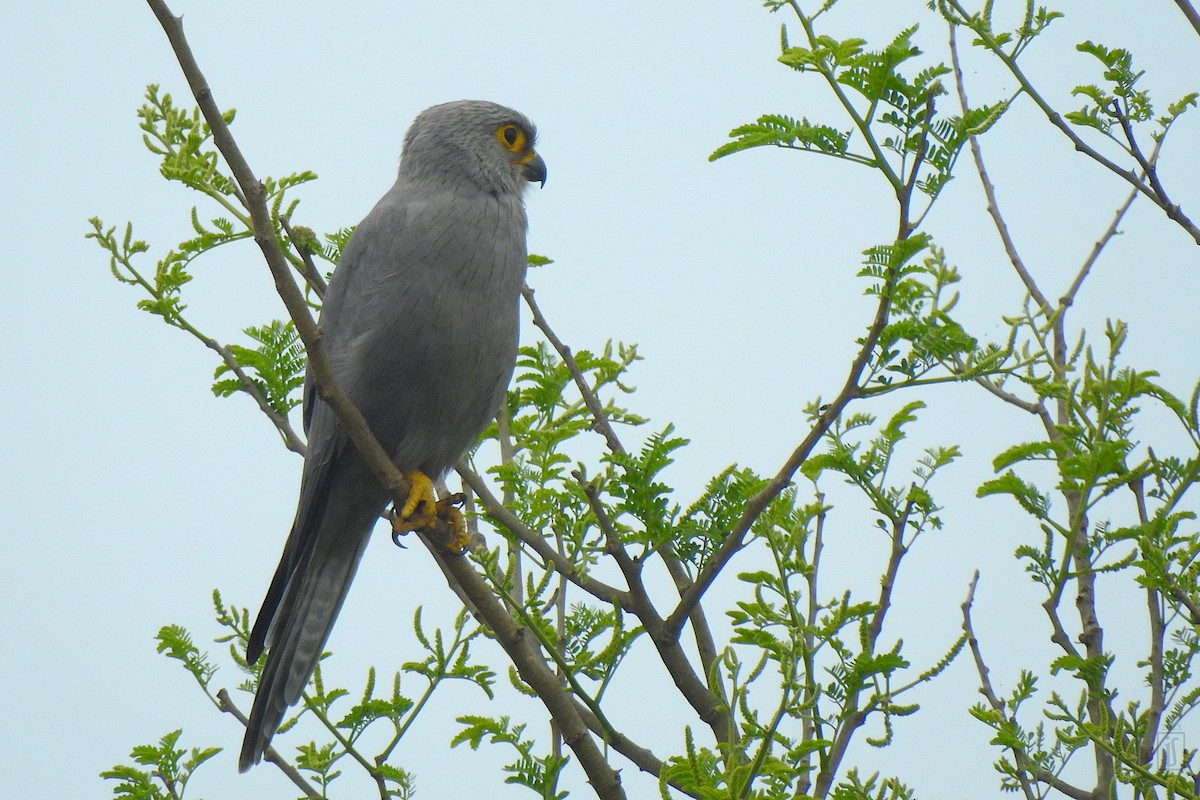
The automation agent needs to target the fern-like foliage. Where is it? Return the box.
[211,319,306,417]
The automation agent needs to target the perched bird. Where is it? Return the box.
[239,100,546,771]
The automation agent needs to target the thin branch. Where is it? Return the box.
[795,494,826,799]
[496,400,524,606]
[664,231,901,639]
[1060,182,1140,309]
[574,474,732,744]
[216,689,321,799]
[659,542,721,687]
[897,90,937,236]
[455,462,630,608]
[105,234,307,455]
[577,474,644,588]
[943,0,1200,244]
[948,24,1049,310]
[203,333,307,456]
[569,699,701,799]
[147,5,626,795]
[1176,0,1200,37]
[1131,476,1168,769]
[1113,99,1174,206]
[959,576,1097,800]
[787,0,905,192]
[866,495,913,649]
[522,285,626,457]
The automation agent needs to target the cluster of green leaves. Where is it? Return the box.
[211,319,305,417]
[107,591,497,798]
[857,237,980,390]
[102,730,219,800]
[935,0,1197,192]
[453,716,571,799]
[486,338,646,569]
[1069,41,1197,147]
[712,23,1004,217]
[88,84,330,425]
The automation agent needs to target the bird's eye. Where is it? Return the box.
[496,124,525,152]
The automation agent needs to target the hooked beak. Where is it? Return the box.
[519,151,547,188]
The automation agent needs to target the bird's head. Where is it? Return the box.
[399,100,546,195]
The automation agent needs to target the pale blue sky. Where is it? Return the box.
[3,1,1199,798]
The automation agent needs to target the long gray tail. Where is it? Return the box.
[240,522,374,772]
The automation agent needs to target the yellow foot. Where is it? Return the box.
[391,471,438,538]
[436,493,470,554]
[390,474,472,555]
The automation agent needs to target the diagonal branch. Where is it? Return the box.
[524,283,730,738]
[664,245,899,639]
[948,24,1048,311]
[1177,0,1200,36]
[1060,181,1141,310]
[216,689,321,798]
[942,0,1200,245]
[146,4,627,796]
[523,286,626,456]
[455,462,630,608]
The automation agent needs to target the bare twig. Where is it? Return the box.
[942,0,1200,244]
[570,699,701,799]
[522,285,626,457]
[1177,0,1200,36]
[203,334,307,456]
[1060,182,1140,309]
[216,689,321,798]
[958,576,1097,800]
[948,24,1048,310]
[454,463,630,608]
[147,5,627,795]
[664,222,905,640]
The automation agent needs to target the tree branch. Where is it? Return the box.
[522,286,626,457]
[948,24,1049,310]
[1176,0,1200,36]
[960,575,1095,800]
[455,462,630,608]
[427,544,627,799]
[664,223,903,639]
[216,689,321,798]
[942,0,1200,245]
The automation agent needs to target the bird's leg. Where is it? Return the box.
[390,472,471,554]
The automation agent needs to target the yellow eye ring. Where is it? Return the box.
[496,124,526,152]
